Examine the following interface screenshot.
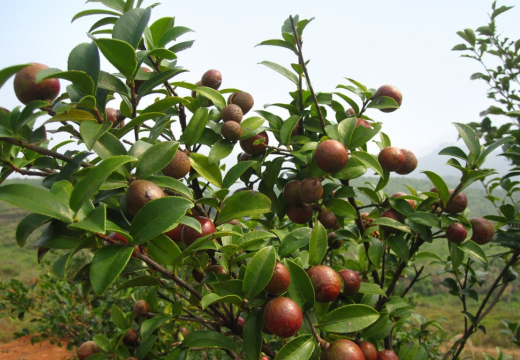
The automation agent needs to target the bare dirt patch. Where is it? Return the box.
[0,336,73,360]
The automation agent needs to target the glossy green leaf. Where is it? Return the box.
[181,107,209,147]
[325,198,357,219]
[15,213,51,248]
[94,38,137,79]
[148,234,181,266]
[259,61,299,85]
[70,156,136,214]
[115,275,162,293]
[422,171,449,205]
[181,331,237,351]
[48,109,96,122]
[72,9,121,22]
[157,26,194,47]
[351,150,384,177]
[222,161,255,189]
[256,39,297,52]
[141,314,172,340]
[280,115,301,145]
[407,212,440,228]
[111,304,129,330]
[137,69,187,97]
[453,122,481,161]
[146,175,193,200]
[68,203,106,233]
[0,184,73,223]
[275,335,315,360]
[113,112,165,138]
[279,227,312,258]
[240,116,266,138]
[317,304,379,333]
[243,308,263,360]
[208,140,234,165]
[93,133,131,175]
[372,218,411,233]
[201,293,243,310]
[80,121,112,150]
[216,190,271,225]
[235,231,276,250]
[243,246,276,299]
[438,146,468,162]
[349,122,382,150]
[113,8,151,49]
[130,196,193,245]
[284,259,315,312]
[449,241,465,269]
[193,87,226,108]
[98,70,130,97]
[460,240,488,266]
[358,282,387,296]
[136,141,179,179]
[149,17,175,45]
[387,236,409,263]
[0,64,32,90]
[189,153,222,188]
[368,96,399,110]
[36,68,95,95]
[308,221,327,266]
[90,245,134,295]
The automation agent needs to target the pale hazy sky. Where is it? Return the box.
[0,1,518,163]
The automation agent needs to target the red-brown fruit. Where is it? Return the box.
[356,118,371,129]
[181,216,216,247]
[307,265,341,303]
[201,69,222,89]
[378,147,405,172]
[318,209,338,229]
[14,63,60,105]
[191,81,202,98]
[395,149,417,175]
[359,341,378,360]
[134,67,152,93]
[444,189,468,214]
[239,131,268,155]
[221,104,243,123]
[77,341,103,360]
[165,224,184,243]
[265,262,291,295]
[237,316,245,327]
[470,217,494,245]
[263,297,303,338]
[239,152,252,162]
[221,121,242,141]
[300,177,323,204]
[446,223,467,244]
[107,232,129,245]
[228,92,254,115]
[377,349,399,360]
[133,300,151,317]
[287,204,313,224]
[283,180,303,205]
[163,150,191,179]
[346,107,356,116]
[179,328,189,337]
[372,85,403,113]
[206,264,227,275]
[321,339,365,360]
[315,139,349,173]
[126,180,165,216]
[123,329,139,345]
[328,233,343,249]
[379,209,405,234]
[192,268,204,283]
[390,192,415,209]
[261,357,269,360]
[105,108,119,128]
[338,269,361,297]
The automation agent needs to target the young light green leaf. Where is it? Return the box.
[453,122,481,161]
[372,218,411,234]
[146,176,193,200]
[308,222,327,266]
[136,141,179,179]
[279,228,313,258]
[243,246,276,299]
[193,87,226,108]
[189,153,223,188]
[216,191,271,225]
[201,293,243,310]
[351,151,384,177]
[93,38,137,79]
[90,245,134,295]
[422,170,449,205]
[259,61,299,85]
[80,121,112,150]
[358,282,387,296]
[141,314,172,340]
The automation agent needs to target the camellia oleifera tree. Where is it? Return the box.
[0,1,518,360]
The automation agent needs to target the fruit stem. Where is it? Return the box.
[289,16,327,134]
[304,312,328,349]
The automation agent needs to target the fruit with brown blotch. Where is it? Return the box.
[133,67,152,93]
[338,269,361,297]
[265,262,291,295]
[228,91,254,115]
[446,223,467,244]
[163,150,191,179]
[356,118,371,128]
[133,300,151,318]
[470,217,494,245]
[283,180,303,205]
[181,216,216,247]
[105,108,121,128]
[201,69,222,89]
[77,341,103,360]
[321,339,365,360]
[328,232,343,249]
[221,121,242,141]
[165,224,184,243]
[318,209,338,229]
[123,329,139,345]
[378,147,405,172]
[287,204,313,224]
[221,104,243,123]
[390,192,415,209]
[372,84,402,113]
[377,349,399,360]
[300,177,323,204]
[239,131,268,155]
[206,264,227,275]
[307,265,342,303]
[315,139,349,173]
[126,180,166,216]
[359,341,378,360]
[14,63,60,105]
[379,209,405,234]
[346,107,356,116]
[395,149,417,175]
[444,189,468,214]
[263,297,303,338]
